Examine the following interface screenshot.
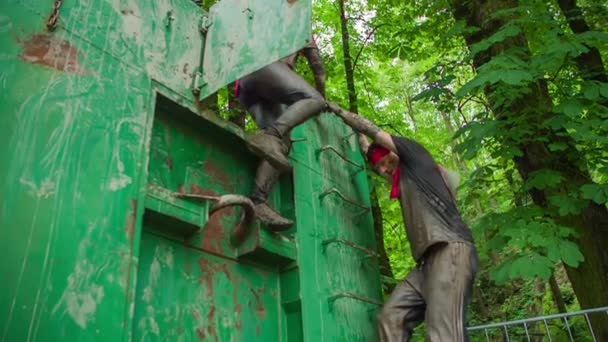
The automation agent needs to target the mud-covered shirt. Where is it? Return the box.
[392,136,473,261]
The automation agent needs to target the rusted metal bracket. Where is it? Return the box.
[192,67,206,96]
[175,193,255,246]
[165,10,176,29]
[316,145,364,172]
[319,187,370,216]
[321,238,377,259]
[327,292,383,312]
[46,0,63,31]
[193,13,213,96]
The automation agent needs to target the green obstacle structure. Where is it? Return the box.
[0,0,383,341]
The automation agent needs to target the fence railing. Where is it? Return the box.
[467,306,608,342]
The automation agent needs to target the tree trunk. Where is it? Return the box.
[556,0,607,83]
[530,279,546,342]
[449,0,608,338]
[339,0,358,113]
[405,94,417,131]
[338,0,394,293]
[371,190,396,294]
[549,274,568,314]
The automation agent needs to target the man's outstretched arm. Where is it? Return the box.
[327,102,396,153]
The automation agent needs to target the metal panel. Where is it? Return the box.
[0,0,381,341]
[200,0,312,97]
[58,0,203,99]
[134,92,299,340]
[132,231,282,341]
[291,114,383,341]
[0,2,152,340]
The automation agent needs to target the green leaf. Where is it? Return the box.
[546,237,583,266]
[490,257,516,284]
[548,195,585,216]
[558,240,584,267]
[547,142,568,151]
[524,169,563,190]
[556,226,578,238]
[524,253,553,280]
[547,242,560,262]
[502,70,534,85]
[509,253,553,280]
[583,84,600,101]
[600,83,608,99]
[413,87,445,101]
[469,25,521,59]
[555,99,583,117]
[580,184,608,205]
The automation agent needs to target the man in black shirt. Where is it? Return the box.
[328,103,478,342]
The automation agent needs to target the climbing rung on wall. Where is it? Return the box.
[321,238,377,259]
[319,187,370,215]
[316,145,364,172]
[327,292,383,311]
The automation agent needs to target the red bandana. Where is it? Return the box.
[369,148,389,165]
[369,147,401,199]
[390,167,400,199]
[234,80,240,97]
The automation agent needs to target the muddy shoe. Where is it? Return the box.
[254,202,293,231]
[247,132,292,172]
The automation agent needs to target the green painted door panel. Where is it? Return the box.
[58,0,202,99]
[146,94,296,258]
[133,231,282,341]
[0,15,152,342]
[200,0,312,97]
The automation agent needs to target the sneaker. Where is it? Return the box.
[254,202,293,231]
[246,132,292,172]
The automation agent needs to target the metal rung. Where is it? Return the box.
[327,292,383,307]
[319,187,370,215]
[317,145,364,172]
[173,192,255,246]
[341,132,357,142]
[321,238,377,258]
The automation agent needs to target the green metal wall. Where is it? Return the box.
[0,0,382,341]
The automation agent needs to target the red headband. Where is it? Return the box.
[369,147,390,165]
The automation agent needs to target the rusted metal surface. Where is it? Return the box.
[133,232,280,341]
[18,34,92,74]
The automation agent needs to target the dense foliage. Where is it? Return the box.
[308,0,608,339]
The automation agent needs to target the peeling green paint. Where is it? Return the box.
[0,0,381,341]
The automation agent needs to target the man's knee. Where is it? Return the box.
[308,96,326,112]
[377,306,391,325]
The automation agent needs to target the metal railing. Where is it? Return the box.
[467,306,608,342]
